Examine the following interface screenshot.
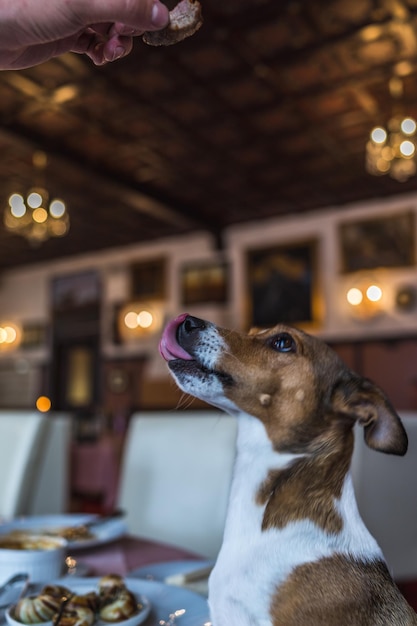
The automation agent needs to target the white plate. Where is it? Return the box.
[0,515,127,550]
[131,560,213,583]
[58,577,210,625]
[131,561,214,599]
[5,579,151,626]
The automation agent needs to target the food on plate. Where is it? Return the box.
[98,576,138,622]
[56,604,95,626]
[49,526,95,542]
[97,576,125,594]
[0,536,63,551]
[142,0,203,46]
[0,525,95,544]
[50,591,98,626]
[66,594,99,614]
[10,578,142,626]
[14,595,61,624]
[39,587,73,601]
[99,589,137,623]
[14,586,71,624]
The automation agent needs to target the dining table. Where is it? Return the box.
[68,533,203,578]
[0,530,211,626]
[1,528,417,623]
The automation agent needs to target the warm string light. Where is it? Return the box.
[0,323,21,350]
[36,396,52,412]
[346,281,384,319]
[118,301,164,342]
[3,152,69,245]
[366,116,417,182]
[366,77,417,182]
[124,309,154,330]
[347,284,383,306]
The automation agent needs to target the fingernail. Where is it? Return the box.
[112,46,126,61]
[151,1,169,27]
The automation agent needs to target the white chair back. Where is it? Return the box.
[26,413,72,515]
[351,412,417,580]
[117,411,238,559]
[0,411,49,519]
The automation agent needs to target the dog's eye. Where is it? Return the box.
[270,333,296,353]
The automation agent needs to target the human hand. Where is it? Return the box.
[0,0,170,70]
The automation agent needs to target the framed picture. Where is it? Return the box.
[181,260,229,305]
[52,270,100,311]
[131,258,166,299]
[246,240,320,329]
[339,211,415,273]
[21,323,47,349]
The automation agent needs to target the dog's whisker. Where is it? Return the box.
[223,348,243,365]
[175,393,195,410]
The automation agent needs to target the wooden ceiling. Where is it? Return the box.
[2,0,417,270]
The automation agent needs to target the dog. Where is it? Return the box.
[159,313,417,626]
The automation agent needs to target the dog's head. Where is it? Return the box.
[160,314,407,456]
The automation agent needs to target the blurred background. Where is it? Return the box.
[2,0,417,516]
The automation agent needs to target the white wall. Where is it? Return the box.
[0,230,228,375]
[226,191,417,341]
[1,191,417,378]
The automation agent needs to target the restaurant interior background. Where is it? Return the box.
[2,0,417,513]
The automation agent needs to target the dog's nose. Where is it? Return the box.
[180,315,207,335]
[178,316,207,347]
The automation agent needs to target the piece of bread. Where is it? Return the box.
[143,0,203,46]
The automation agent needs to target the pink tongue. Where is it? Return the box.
[159,313,194,361]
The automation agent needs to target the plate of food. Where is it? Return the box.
[5,575,151,626]
[5,576,210,626]
[0,514,127,550]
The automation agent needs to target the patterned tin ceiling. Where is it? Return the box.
[2,0,417,268]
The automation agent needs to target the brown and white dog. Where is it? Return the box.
[159,313,417,626]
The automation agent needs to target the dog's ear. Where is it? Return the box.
[332,376,408,456]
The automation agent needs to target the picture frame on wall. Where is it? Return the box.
[21,323,48,349]
[131,258,166,299]
[246,239,320,329]
[51,270,100,311]
[180,260,229,306]
[339,211,415,273]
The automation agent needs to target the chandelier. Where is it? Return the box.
[366,77,417,183]
[3,151,69,245]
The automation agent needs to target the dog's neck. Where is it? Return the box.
[220,411,382,558]
[222,413,300,536]
[210,412,385,624]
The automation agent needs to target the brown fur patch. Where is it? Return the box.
[258,423,353,532]
[216,325,344,454]
[270,555,417,625]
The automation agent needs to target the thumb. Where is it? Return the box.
[75,0,169,31]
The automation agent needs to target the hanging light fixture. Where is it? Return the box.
[3,151,69,245]
[366,77,417,183]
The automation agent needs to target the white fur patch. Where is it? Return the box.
[192,324,226,370]
[170,326,240,413]
[334,473,383,560]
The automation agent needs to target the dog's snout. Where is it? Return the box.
[179,315,207,338]
[177,315,208,353]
